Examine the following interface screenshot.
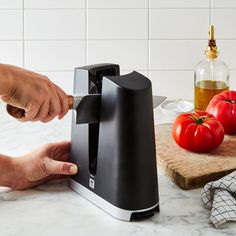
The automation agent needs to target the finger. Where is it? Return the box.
[43,158,78,176]
[41,110,54,123]
[31,98,50,122]
[56,153,69,162]
[53,141,71,155]
[45,141,71,159]
[54,85,69,120]
[43,89,61,122]
[41,100,58,123]
[19,104,40,122]
[50,87,62,116]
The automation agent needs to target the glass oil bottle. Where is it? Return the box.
[194,25,229,111]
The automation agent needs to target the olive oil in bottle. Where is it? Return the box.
[194,25,229,111]
[194,80,229,111]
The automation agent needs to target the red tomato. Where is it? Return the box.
[206,91,236,134]
[172,111,224,152]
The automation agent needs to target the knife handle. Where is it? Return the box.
[68,95,74,110]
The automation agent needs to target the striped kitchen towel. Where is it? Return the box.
[201,171,236,228]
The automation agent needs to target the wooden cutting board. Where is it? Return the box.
[155,124,236,190]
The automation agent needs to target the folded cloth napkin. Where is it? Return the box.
[201,171,236,228]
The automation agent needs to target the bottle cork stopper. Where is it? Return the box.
[205,25,218,59]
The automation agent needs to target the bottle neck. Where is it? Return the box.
[206,57,216,62]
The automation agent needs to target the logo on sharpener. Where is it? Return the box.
[89,178,95,189]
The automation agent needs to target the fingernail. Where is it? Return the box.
[69,165,78,174]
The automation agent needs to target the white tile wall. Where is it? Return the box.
[150,40,205,70]
[217,40,236,70]
[0,41,23,67]
[0,0,236,99]
[149,71,194,99]
[212,0,236,8]
[87,9,148,39]
[149,0,210,8]
[25,41,86,71]
[24,0,85,9]
[149,9,209,39]
[212,9,236,38]
[88,0,148,9]
[87,40,148,70]
[24,10,85,40]
[0,10,23,40]
[41,71,74,94]
[0,0,22,9]
[121,71,149,78]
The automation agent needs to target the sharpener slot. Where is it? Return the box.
[89,123,99,176]
[88,67,119,177]
[90,68,118,93]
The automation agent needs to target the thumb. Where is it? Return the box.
[44,158,78,175]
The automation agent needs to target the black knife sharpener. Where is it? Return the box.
[69,63,159,221]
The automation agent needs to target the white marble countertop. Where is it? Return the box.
[0,103,235,236]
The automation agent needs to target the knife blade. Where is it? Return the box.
[69,94,166,124]
[68,94,101,124]
[69,95,166,110]
[6,94,166,123]
[152,95,166,109]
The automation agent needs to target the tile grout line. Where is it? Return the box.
[147,0,150,78]
[3,38,236,41]
[31,69,236,74]
[30,69,204,72]
[14,7,229,10]
[85,0,88,64]
[23,0,25,68]
[0,7,236,10]
[210,0,212,25]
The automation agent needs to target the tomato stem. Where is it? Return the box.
[189,115,208,124]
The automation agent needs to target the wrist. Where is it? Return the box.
[0,155,16,188]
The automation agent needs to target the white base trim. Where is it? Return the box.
[69,179,159,221]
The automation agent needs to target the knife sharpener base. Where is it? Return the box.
[70,179,159,221]
[69,64,159,221]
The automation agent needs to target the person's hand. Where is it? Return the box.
[6,141,78,190]
[0,64,69,122]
